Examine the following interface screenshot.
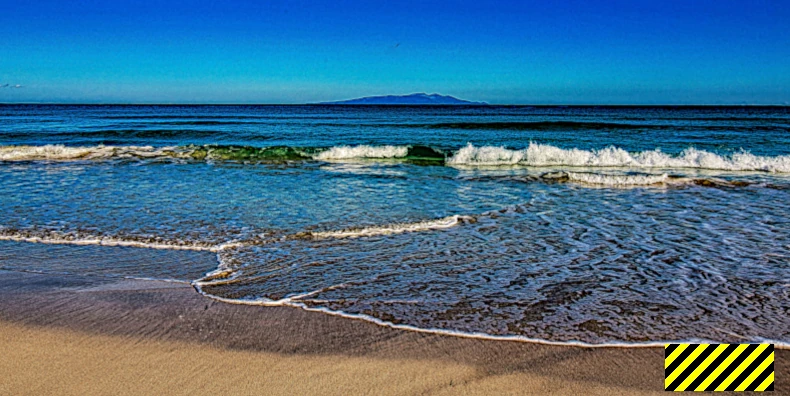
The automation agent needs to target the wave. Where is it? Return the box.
[0,144,178,161]
[0,216,476,254]
[0,144,446,163]
[313,144,446,162]
[542,171,763,188]
[466,172,764,189]
[191,289,790,348]
[189,284,675,348]
[2,143,790,173]
[313,145,408,160]
[6,216,789,347]
[547,172,670,186]
[296,215,472,239]
[448,143,790,172]
[0,228,242,252]
[192,247,790,348]
[189,145,315,161]
[0,144,315,162]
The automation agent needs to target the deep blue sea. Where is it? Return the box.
[1,105,789,345]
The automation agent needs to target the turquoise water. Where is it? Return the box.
[1,105,789,344]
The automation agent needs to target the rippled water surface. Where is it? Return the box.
[1,105,789,344]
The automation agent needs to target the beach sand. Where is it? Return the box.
[0,270,784,395]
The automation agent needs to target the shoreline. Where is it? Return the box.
[0,269,785,394]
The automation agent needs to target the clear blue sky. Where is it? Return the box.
[1,0,788,104]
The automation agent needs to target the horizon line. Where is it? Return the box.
[1,102,789,107]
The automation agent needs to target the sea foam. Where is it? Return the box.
[564,172,670,186]
[0,229,240,252]
[313,145,409,160]
[448,143,790,172]
[303,215,471,239]
[0,145,180,161]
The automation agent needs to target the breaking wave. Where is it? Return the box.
[0,145,175,161]
[313,145,408,160]
[2,143,790,173]
[0,144,317,162]
[448,143,790,172]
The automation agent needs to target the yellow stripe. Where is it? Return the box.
[674,344,728,391]
[715,344,769,391]
[665,344,709,388]
[695,344,749,391]
[665,344,689,368]
[735,352,773,391]
[756,372,774,392]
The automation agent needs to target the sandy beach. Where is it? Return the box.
[2,269,782,395]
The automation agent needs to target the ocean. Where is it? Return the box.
[1,104,788,346]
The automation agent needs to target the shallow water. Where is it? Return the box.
[1,105,789,344]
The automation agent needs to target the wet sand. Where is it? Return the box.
[0,270,784,395]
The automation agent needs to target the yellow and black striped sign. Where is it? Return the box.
[665,343,774,392]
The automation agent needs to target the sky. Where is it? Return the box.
[0,0,789,104]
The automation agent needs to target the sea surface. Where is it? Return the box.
[1,104,789,345]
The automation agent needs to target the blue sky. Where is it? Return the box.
[1,0,788,104]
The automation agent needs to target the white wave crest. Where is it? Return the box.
[566,172,670,186]
[307,215,471,239]
[0,145,181,161]
[0,230,241,252]
[313,145,409,160]
[448,143,790,172]
[5,143,790,173]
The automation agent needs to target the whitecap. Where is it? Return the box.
[313,145,409,160]
[448,143,790,172]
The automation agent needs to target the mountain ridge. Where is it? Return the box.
[319,93,487,105]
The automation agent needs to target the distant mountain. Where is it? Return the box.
[320,93,487,105]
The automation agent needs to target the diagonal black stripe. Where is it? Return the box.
[666,344,717,391]
[745,361,774,392]
[686,344,739,391]
[724,346,774,391]
[665,344,698,378]
[706,344,759,391]
[665,344,679,357]
[766,381,774,391]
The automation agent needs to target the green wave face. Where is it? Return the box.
[402,145,447,164]
[187,145,318,162]
[187,145,445,163]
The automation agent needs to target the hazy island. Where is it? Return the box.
[320,93,487,105]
